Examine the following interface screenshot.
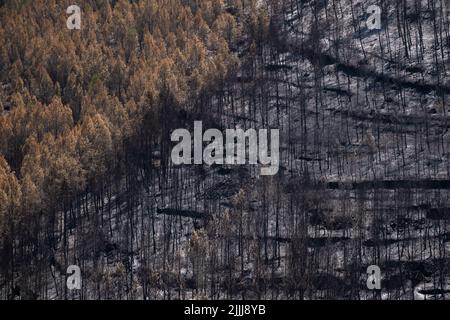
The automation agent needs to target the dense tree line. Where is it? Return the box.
[1,0,450,300]
[0,0,244,299]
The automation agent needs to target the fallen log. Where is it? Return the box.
[156,208,211,220]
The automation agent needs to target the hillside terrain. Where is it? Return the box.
[1,0,450,300]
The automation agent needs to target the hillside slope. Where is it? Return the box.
[1,0,450,300]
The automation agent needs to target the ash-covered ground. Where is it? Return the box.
[5,0,450,300]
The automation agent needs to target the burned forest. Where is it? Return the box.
[1,0,450,300]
